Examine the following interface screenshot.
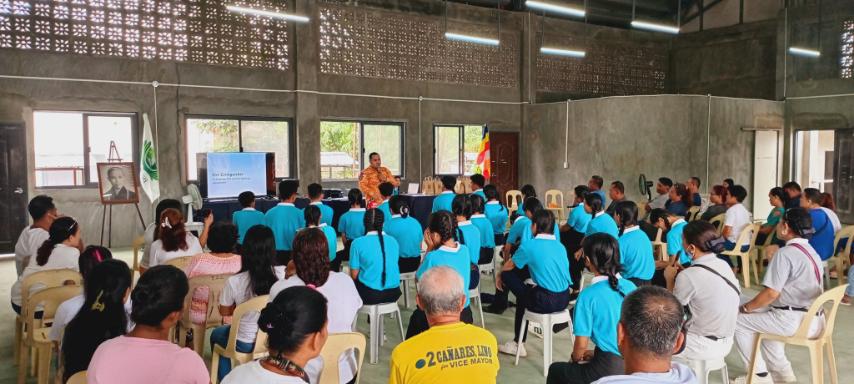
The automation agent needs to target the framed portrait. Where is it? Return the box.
[97,162,140,205]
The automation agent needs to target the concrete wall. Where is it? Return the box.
[778,0,854,192]
[681,0,781,33]
[672,20,778,99]
[0,0,790,247]
[522,95,784,208]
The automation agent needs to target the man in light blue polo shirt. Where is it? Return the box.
[376,182,395,221]
[589,175,607,207]
[232,191,265,245]
[264,180,305,263]
[470,174,487,201]
[307,183,334,228]
[431,175,457,213]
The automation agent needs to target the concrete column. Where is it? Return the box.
[294,0,320,191]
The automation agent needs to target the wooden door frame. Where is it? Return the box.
[489,131,519,196]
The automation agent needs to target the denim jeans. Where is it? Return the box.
[210,325,254,381]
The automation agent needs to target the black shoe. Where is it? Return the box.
[484,304,507,314]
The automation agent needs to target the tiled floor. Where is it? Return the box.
[1,249,852,383]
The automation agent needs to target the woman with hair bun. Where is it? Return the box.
[732,208,824,384]
[87,265,208,384]
[666,221,740,363]
[223,286,329,383]
[11,216,83,314]
[547,233,637,384]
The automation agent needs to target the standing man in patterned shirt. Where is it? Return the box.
[359,152,399,205]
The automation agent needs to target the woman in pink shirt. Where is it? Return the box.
[87,265,208,384]
[185,222,242,325]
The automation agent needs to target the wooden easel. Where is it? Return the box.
[100,141,146,247]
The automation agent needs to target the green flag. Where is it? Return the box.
[140,113,160,201]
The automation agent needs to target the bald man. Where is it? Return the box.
[389,266,499,384]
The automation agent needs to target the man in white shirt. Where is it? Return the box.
[14,195,57,276]
[721,185,752,269]
[646,177,673,212]
[593,286,697,384]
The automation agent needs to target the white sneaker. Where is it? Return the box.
[498,341,527,357]
[730,374,773,384]
[770,369,797,383]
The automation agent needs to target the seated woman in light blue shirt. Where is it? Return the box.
[505,198,561,256]
[489,197,559,314]
[453,194,482,290]
[649,208,690,288]
[469,194,496,267]
[431,175,457,213]
[335,188,367,272]
[484,185,509,246]
[584,192,619,239]
[385,196,423,274]
[349,208,401,305]
[302,205,337,263]
[405,211,473,338]
[515,184,537,217]
[613,201,654,286]
[496,210,571,357]
[547,233,638,384]
[560,185,591,293]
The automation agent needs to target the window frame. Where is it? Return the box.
[432,124,484,176]
[184,114,296,182]
[33,110,138,189]
[320,119,406,181]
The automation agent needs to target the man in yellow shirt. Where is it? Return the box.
[389,266,499,384]
[359,152,399,205]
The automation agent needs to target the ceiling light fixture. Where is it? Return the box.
[540,47,586,58]
[788,47,821,57]
[630,0,680,35]
[443,0,501,47]
[630,20,680,34]
[445,32,500,46]
[526,1,586,18]
[226,5,310,23]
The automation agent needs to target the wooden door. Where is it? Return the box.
[490,132,518,196]
[834,130,854,223]
[0,124,28,253]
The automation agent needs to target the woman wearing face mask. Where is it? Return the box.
[663,221,740,364]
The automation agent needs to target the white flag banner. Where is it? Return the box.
[140,113,160,201]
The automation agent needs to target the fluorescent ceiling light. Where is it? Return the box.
[788,47,821,58]
[540,47,585,58]
[445,32,500,46]
[631,20,680,34]
[526,1,586,18]
[226,5,310,23]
